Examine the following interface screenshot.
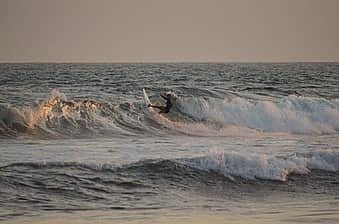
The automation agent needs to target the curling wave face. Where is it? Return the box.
[0,90,151,138]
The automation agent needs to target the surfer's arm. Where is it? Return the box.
[148,104,162,109]
[160,94,167,100]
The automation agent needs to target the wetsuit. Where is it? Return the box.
[148,94,172,113]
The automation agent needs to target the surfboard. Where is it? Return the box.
[143,88,151,105]
[143,88,155,113]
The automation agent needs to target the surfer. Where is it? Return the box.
[148,92,173,113]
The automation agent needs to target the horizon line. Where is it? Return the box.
[1,60,338,64]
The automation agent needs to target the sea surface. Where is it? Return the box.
[1,63,339,223]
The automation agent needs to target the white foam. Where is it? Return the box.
[4,89,132,136]
[291,151,339,172]
[176,95,339,134]
[149,110,262,137]
[181,150,339,181]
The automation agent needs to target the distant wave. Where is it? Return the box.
[1,154,338,220]
[2,151,339,183]
[1,89,339,138]
[181,150,339,181]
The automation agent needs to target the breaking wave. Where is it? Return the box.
[181,150,339,181]
[176,95,339,134]
[1,89,339,138]
[1,151,339,182]
[0,90,149,138]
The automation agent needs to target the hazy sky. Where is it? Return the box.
[1,0,339,62]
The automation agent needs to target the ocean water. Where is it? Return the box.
[0,63,339,223]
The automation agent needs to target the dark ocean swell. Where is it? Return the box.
[1,151,339,218]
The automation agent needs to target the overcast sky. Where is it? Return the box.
[1,0,339,62]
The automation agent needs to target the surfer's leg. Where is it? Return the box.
[149,105,162,109]
[149,105,168,113]
[158,107,170,113]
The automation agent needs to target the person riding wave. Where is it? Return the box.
[148,92,173,113]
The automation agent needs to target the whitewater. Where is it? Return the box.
[1,63,339,223]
